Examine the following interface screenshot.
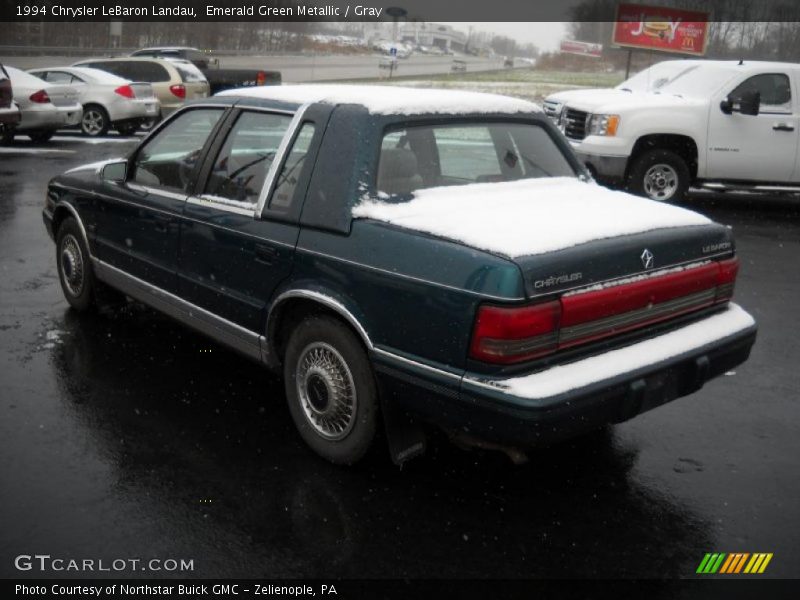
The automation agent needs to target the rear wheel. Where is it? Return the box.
[627,149,690,202]
[283,315,379,464]
[28,130,55,143]
[56,217,96,311]
[80,105,109,137]
[0,127,14,144]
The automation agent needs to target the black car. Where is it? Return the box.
[42,85,757,465]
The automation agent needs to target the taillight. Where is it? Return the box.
[256,71,266,86]
[715,257,739,303]
[169,84,186,99]
[469,257,740,365]
[29,89,50,103]
[114,85,135,99]
[469,301,561,364]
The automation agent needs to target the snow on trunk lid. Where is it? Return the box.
[353,177,712,260]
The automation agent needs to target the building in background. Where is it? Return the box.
[400,22,467,53]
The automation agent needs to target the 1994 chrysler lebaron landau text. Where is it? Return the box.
[25,5,198,17]
[42,85,757,466]
[24,5,383,18]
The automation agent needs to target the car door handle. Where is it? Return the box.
[254,243,279,265]
[773,123,795,132]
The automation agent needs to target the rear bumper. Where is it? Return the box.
[107,98,160,123]
[375,304,757,446]
[0,105,20,127]
[17,103,82,131]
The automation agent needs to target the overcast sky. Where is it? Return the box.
[444,22,569,51]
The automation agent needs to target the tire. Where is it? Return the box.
[627,149,690,202]
[56,218,96,311]
[0,127,14,144]
[283,315,378,464]
[115,122,139,136]
[138,116,160,132]
[80,105,110,137]
[28,130,55,143]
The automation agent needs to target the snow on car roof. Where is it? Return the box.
[353,177,711,258]
[217,84,542,115]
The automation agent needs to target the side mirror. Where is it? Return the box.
[739,90,760,116]
[721,90,761,116]
[101,160,127,183]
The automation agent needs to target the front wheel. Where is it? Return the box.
[283,315,378,464]
[627,149,690,203]
[56,218,97,311]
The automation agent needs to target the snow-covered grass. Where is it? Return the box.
[472,303,755,401]
[340,69,624,103]
[353,177,711,258]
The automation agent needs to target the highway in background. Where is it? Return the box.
[0,52,508,82]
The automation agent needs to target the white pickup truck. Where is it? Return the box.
[544,60,799,201]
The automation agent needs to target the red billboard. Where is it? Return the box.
[612,3,710,56]
[560,40,603,58]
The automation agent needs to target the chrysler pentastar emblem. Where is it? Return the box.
[641,248,655,269]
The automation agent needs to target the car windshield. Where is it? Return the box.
[376,121,576,197]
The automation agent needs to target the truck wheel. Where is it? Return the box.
[81,105,109,137]
[283,315,378,464]
[627,149,690,202]
[56,217,97,311]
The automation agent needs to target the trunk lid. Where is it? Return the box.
[129,82,154,99]
[516,222,734,298]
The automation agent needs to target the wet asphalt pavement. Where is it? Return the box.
[0,133,798,581]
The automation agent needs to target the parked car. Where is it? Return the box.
[0,63,21,137]
[28,67,159,136]
[42,85,757,465]
[544,60,800,202]
[72,57,208,121]
[3,66,82,143]
[130,47,281,94]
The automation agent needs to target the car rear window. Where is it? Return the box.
[376,122,576,197]
[81,61,170,83]
[171,61,207,83]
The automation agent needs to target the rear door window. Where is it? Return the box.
[270,123,316,210]
[203,111,293,208]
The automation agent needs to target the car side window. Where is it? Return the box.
[44,71,74,84]
[731,73,792,113]
[204,111,292,207]
[132,108,223,193]
[270,123,316,210]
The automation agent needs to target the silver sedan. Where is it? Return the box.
[3,66,82,143]
[28,67,160,137]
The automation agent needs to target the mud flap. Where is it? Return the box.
[381,397,427,466]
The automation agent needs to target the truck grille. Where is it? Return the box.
[563,108,589,141]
